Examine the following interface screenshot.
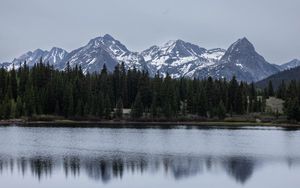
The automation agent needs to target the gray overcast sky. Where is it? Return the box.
[0,0,299,64]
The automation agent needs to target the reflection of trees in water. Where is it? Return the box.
[17,157,27,176]
[63,157,80,178]
[0,156,53,180]
[222,157,255,184]
[30,157,53,180]
[1,154,298,184]
[163,157,205,179]
[82,157,151,183]
[83,159,125,183]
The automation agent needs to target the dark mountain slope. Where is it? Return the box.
[256,66,300,88]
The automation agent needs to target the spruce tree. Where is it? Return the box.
[10,66,18,101]
[68,94,74,117]
[150,93,158,118]
[181,100,187,117]
[276,80,286,99]
[130,92,143,119]
[228,76,238,113]
[217,100,226,120]
[197,89,208,117]
[104,94,112,119]
[115,98,123,119]
[285,98,300,121]
[55,101,60,115]
[98,93,104,117]
[2,95,11,119]
[75,100,83,117]
[15,96,23,118]
[24,86,35,117]
[268,81,274,97]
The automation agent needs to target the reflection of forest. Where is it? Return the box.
[0,154,299,184]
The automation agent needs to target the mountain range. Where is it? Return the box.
[1,34,299,82]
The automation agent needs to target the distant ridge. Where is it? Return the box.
[256,66,300,89]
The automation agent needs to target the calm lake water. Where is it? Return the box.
[0,124,300,188]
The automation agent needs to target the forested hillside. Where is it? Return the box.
[0,60,299,121]
[256,66,300,89]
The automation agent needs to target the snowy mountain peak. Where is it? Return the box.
[221,37,258,63]
[226,37,255,54]
[141,39,207,64]
[49,47,67,53]
[88,34,130,56]
[49,47,68,57]
[198,37,281,82]
[235,37,251,45]
[163,39,187,48]
[159,39,206,58]
[240,37,250,43]
[141,40,214,78]
[5,47,69,70]
[59,34,146,74]
[103,34,115,40]
[280,59,300,70]
[33,48,46,54]
[45,47,68,65]
[14,49,47,64]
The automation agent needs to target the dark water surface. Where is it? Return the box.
[0,125,300,188]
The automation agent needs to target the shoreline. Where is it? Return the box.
[0,119,299,128]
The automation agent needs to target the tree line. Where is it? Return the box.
[0,60,298,121]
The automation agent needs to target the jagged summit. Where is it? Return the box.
[59,34,145,73]
[222,37,256,61]
[103,34,115,40]
[193,37,280,81]
[160,39,206,57]
[88,34,130,55]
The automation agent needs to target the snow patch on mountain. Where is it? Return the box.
[201,48,226,63]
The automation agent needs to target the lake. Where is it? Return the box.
[0,124,300,188]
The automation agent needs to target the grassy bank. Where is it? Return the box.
[0,114,299,128]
